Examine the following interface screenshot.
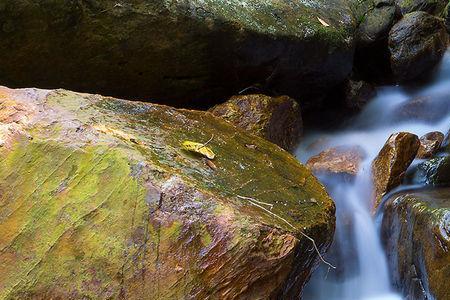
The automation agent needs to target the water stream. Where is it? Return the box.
[299,50,450,300]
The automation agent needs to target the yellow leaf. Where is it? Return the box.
[181,140,216,160]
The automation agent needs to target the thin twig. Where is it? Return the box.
[236,195,274,209]
[239,195,336,269]
[202,134,214,147]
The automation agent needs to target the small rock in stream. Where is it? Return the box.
[417,131,445,159]
[307,145,367,180]
[372,132,420,210]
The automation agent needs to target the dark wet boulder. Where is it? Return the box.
[382,188,450,300]
[353,0,398,82]
[417,131,445,159]
[389,11,448,82]
[357,0,397,46]
[395,0,449,16]
[0,0,356,108]
[306,145,367,178]
[343,80,377,112]
[209,94,302,152]
[372,132,420,210]
[0,86,335,299]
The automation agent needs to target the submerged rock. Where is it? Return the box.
[382,188,450,300]
[389,11,448,82]
[306,145,367,178]
[417,131,445,159]
[209,94,302,152]
[391,95,450,123]
[395,0,449,16]
[0,0,356,108]
[0,86,335,299]
[372,132,420,210]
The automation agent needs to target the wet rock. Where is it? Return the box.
[389,11,448,82]
[343,80,377,112]
[353,0,397,82]
[0,0,356,108]
[210,94,302,152]
[395,0,449,16]
[417,131,445,158]
[442,127,450,150]
[306,145,367,178]
[357,0,397,46]
[0,85,335,299]
[382,188,450,300]
[410,154,450,186]
[391,95,450,123]
[372,132,420,210]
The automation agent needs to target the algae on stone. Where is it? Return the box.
[0,86,335,299]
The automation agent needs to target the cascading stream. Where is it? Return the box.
[299,50,450,300]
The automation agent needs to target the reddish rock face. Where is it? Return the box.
[306,145,367,178]
[0,86,335,300]
[372,132,420,210]
[210,94,302,152]
[417,131,445,159]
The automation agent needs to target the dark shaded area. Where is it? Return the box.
[0,0,354,109]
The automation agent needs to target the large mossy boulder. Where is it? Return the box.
[382,188,450,300]
[0,86,335,299]
[389,11,448,82]
[395,0,449,16]
[0,0,356,108]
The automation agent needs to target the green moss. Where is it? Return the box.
[0,88,335,298]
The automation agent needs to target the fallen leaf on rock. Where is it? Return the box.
[317,17,330,27]
[182,140,216,159]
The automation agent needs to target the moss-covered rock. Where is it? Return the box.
[382,188,450,299]
[0,0,357,108]
[395,0,449,16]
[0,86,335,299]
[209,94,302,152]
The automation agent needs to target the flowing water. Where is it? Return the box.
[299,49,450,300]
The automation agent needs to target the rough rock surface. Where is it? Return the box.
[0,0,356,108]
[343,80,377,112]
[389,11,448,82]
[395,0,449,16]
[0,86,335,299]
[382,188,450,300]
[417,131,445,159]
[209,94,302,152]
[410,154,450,186]
[306,145,367,178]
[357,0,397,46]
[372,132,420,210]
